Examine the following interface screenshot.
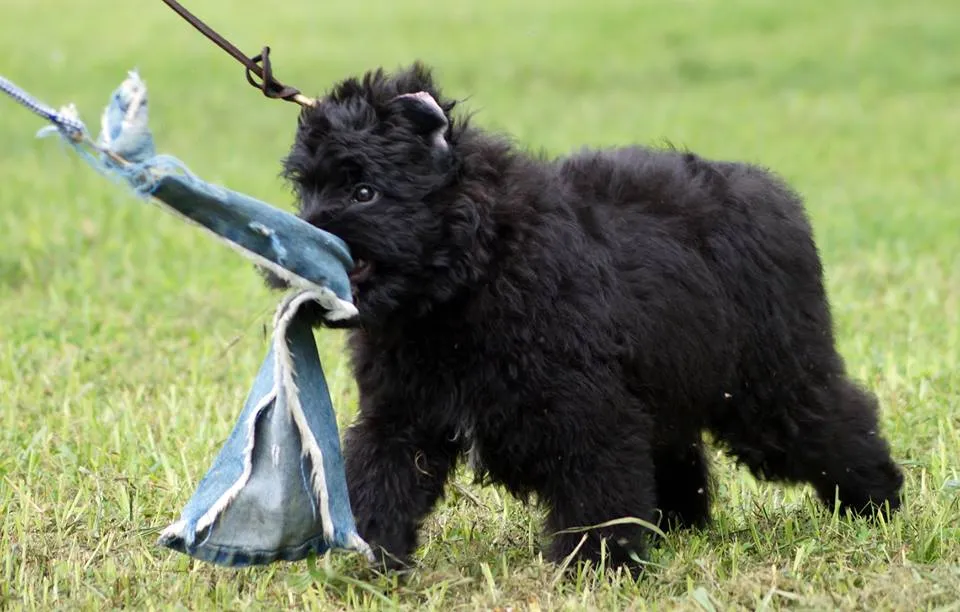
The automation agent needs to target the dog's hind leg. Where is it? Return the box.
[652,437,712,531]
[709,374,903,518]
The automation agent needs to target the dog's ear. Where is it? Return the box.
[391,91,449,150]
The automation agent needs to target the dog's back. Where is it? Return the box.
[543,145,822,404]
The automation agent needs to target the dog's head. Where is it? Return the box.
[278,62,488,324]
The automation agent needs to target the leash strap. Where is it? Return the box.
[159,0,314,106]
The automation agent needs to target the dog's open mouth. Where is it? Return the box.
[349,259,374,290]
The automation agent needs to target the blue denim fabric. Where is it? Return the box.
[2,71,371,566]
[158,293,371,566]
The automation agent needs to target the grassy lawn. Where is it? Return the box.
[1,0,958,609]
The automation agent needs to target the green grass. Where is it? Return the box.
[2,0,958,609]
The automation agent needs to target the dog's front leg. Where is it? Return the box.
[342,412,460,571]
[540,418,659,575]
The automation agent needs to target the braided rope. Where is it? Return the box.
[0,76,88,141]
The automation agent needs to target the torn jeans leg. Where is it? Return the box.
[159,291,372,566]
[1,71,372,567]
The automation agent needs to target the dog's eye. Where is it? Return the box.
[351,184,378,204]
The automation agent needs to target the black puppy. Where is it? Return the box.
[267,62,903,572]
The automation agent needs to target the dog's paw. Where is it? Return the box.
[370,545,414,574]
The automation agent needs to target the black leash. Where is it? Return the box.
[159,0,316,107]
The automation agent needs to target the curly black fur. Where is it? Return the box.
[268,62,903,573]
